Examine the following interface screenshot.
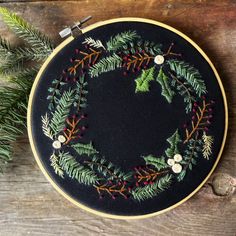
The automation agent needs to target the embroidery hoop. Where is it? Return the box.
[27,17,228,219]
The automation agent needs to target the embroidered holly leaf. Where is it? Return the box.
[202,132,214,159]
[135,66,155,93]
[156,68,175,103]
[165,129,182,158]
[167,59,207,97]
[106,30,140,52]
[58,151,98,185]
[143,155,168,171]
[83,37,106,50]
[49,89,75,136]
[89,53,122,78]
[50,152,64,178]
[131,174,172,201]
[71,142,99,157]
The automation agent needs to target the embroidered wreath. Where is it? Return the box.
[41,31,214,201]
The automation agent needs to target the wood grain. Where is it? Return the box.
[0,1,235,235]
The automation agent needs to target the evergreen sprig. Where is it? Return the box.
[0,7,54,56]
[71,142,98,157]
[49,89,75,136]
[168,59,207,97]
[85,155,132,181]
[106,30,140,52]
[58,151,99,185]
[89,53,122,78]
[131,174,172,201]
[50,152,64,178]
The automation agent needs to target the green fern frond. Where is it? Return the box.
[132,174,172,201]
[135,66,155,93]
[0,7,54,55]
[202,132,214,159]
[167,59,207,97]
[50,152,64,178]
[156,68,175,103]
[71,142,99,157]
[106,30,140,52]
[89,53,122,78]
[41,113,53,140]
[165,129,182,158]
[143,155,169,171]
[58,151,99,185]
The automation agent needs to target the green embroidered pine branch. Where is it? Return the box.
[85,156,132,181]
[89,53,122,78]
[0,7,54,56]
[177,137,203,182]
[122,40,162,56]
[165,129,182,158]
[47,76,66,111]
[41,113,54,140]
[71,142,99,157]
[202,132,214,159]
[135,66,155,93]
[167,59,207,97]
[156,68,175,103]
[131,174,172,201]
[49,89,75,136]
[83,37,106,50]
[50,152,64,178]
[73,75,88,111]
[58,151,99,185]
[143,155,169,171]
[106,30,140,52]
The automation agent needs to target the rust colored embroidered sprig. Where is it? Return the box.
[123,51,154,71]
[134,166,169,185]
[163,43,182,57]
[94,182,129,199]
[63,115,86,144]
[184,99,213,144]
[68,47,101,75]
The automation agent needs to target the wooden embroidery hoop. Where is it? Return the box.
[27,17,228,219]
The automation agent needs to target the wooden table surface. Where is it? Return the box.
[0,1,235,235]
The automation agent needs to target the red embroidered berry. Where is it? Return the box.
[81,126,87,131]
[135,182,139,187]
[128,187,132,191]
[144,181,148,185]
[194,102,198,107]
[65,77,69,82]
[70,58,74,63]
[123,181,127,185]
[211,100,215,104]
[204,127,209,131]
[209,108,213,112]
[192,116,195,120]
[118,182,121,186]
[62,69,67,74]
[75,48,80,54]
[63,127,67,131]
[112,195,116,200]
[183,124,187,128]
[123,71,127,76]
[192,108,196,113]
[209,114,213,118]
[202,96,206,100]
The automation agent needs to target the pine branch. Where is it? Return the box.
[71,142,98,157]
[85,156,132,181]
[135,66,155,93]
[156,68,175,103]
[50,152,64,178]
[58,151,99,185]
[41,113,53,140]
[0,7,54,55]
[83,37,106,50]
[89,53,122,78]
[165,129,182,158]
[106,30,140,52]
[73,75,88,111]
[168,59,207,97]
[143,155,169,171]
[202,132,214,159]
[49,89,75,136]
[131,174,172,201]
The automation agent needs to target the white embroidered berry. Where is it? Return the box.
[174,154,183,162]
[167,158,175,166]
[58,135,66,143]
[52,140,61,149]
[172,163,182,173]
[154,55,165,65]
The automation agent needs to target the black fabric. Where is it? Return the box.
[30,21,226,216]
